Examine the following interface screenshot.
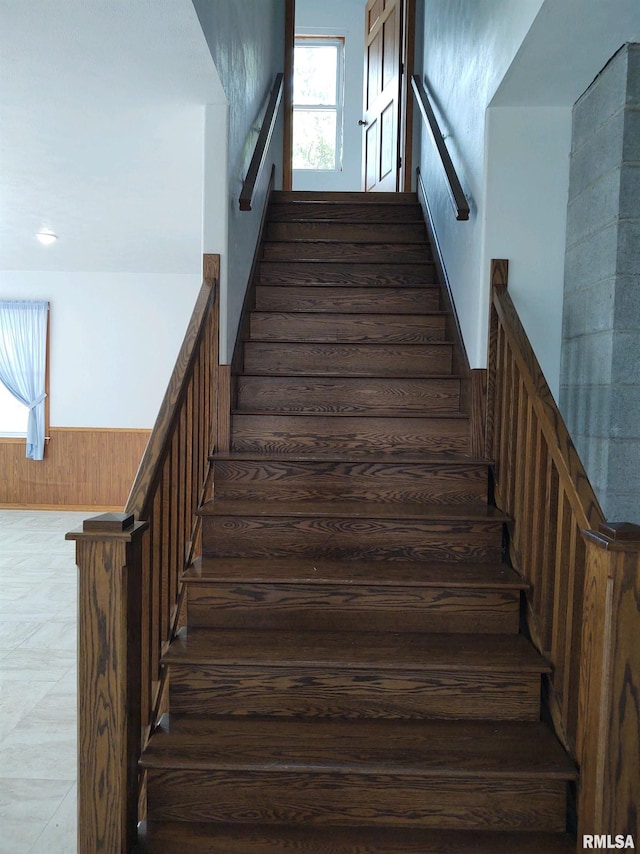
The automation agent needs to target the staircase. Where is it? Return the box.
[138,191,577,852]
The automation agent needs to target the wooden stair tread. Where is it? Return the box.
[211,450,490,465]
[252,309,449,317]
[163,628,549,673]
[232,409,468,419]
[141,717,575,779]
[137,822,577,853]
[272,190,419,203]
[199,500,506,522]
[266,224,427,243]
[258,261,437,284]
[185,556,526,589]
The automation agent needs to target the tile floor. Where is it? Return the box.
[0,509,87,854]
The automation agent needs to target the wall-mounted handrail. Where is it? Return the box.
[239,72,284,212]
[411,75,469,221]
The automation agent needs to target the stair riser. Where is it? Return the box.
[258,261,437,287]
[202,518,503,563]
[236,377,461,415]
[168,664,539,719]
[213,459,487,504]
[266,222,427,243]
[186,585,520,634]
[243,342,454,376]
[146,770,568,831]
[135,824,580,854]
[262,243,432,263]
[249,313,447,343]
[268,202,423,222]
[230,415,469,456]
[255,286,440,314]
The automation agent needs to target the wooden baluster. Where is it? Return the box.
[150,498,162,676]
[67,514,147,854]
[579,523,640,838]
[519,401,537,584]
[169,430,180,607]
[511,377,528,567]
[139,527,152,726]
[566,528,586,747]
[495,331,511,510]
[527,423,548,597]
[538,457,559,655]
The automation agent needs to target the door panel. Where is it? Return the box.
[365,120,379,191]
[362,0,401,192]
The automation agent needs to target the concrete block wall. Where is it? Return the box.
[560,43,640,522]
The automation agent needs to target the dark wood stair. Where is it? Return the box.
[139,190,576,852]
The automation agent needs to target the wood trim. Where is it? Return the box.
[0,427,151,509]
[283,0,295,190]
[399,0,416,192]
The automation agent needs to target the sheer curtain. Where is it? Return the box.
[0,300,49,460]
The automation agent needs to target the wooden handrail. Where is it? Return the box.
[68,255,220,852]
[239,72,284,211]
[487,259,639,839]
[411,75,469,221]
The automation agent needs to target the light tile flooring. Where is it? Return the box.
[0,509,87,854]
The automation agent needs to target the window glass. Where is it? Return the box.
[294,45,338,105]
[293,111,337,170]
[0,381,29,436]
[293,37,344,172]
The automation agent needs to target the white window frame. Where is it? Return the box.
[293,36,345,172]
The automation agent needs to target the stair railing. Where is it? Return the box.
[67,255,220,853]
[411,74,469,221]
[239,72,284,212]
[486,259,639,840]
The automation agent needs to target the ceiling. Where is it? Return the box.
[0,0,225,274]
[493,0,640,107]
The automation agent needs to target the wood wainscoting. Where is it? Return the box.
[0,427,151,510]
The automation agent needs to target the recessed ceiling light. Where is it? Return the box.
[36,231,58,245]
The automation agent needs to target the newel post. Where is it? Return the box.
[67,513,148,853]
[578,522,640,839]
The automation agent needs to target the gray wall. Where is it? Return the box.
[192,0,286,361]
[560,44,640,523]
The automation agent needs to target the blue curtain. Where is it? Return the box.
[0,300,49,460]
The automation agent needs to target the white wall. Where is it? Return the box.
[192,0,286,362]
[417,0,544,368]
[0,272,202,428]
[0,1,226,430]
[483,107,572,397]
[417,0,640,393]
[293,0,365,192]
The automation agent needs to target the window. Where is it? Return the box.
[293,37,345,171]
[0,381,29,436]
[0,300,50,459]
